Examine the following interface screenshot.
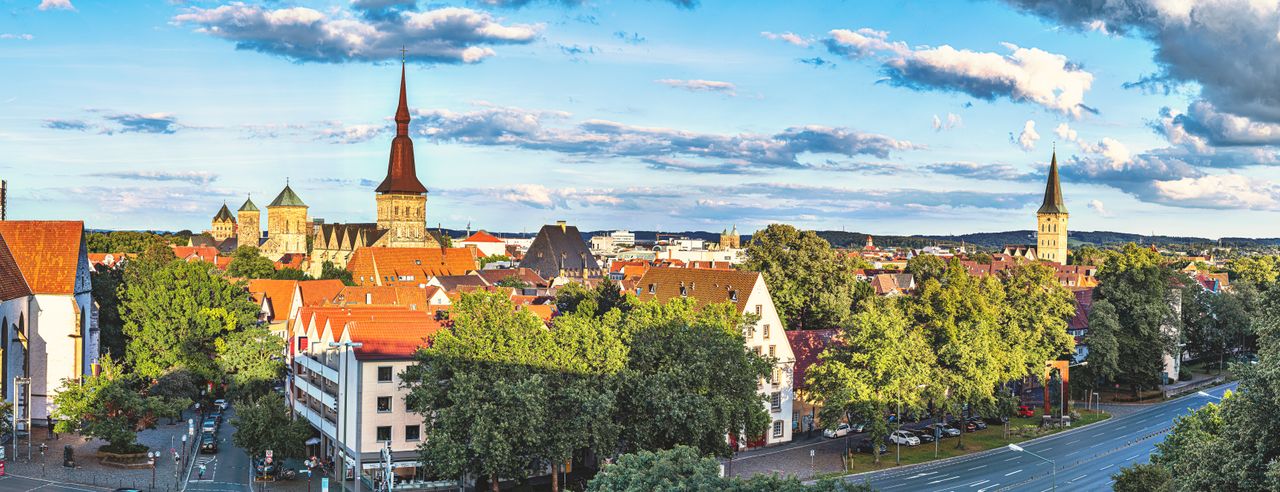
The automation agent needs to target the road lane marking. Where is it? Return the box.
[907,471,938,479]
[1066,439,1080,445]
[1100,464,1115,470]
[1004,469,1023,477]
[968,479,990,487]
[1126,454,1141,461]
[1089,442,1103,448]
[967,465,986,471]
[927,476,959,484]
[1003,456,1020,462]
[1070,474,1088,483]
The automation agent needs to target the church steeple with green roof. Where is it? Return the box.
[269,183,306,207]
[238,196,259,212]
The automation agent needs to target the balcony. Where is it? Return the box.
[293,397,337,439]
[296,354,339,383]
[295,374,337,409]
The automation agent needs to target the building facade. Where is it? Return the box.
[1036,152,1069,265]
[262,185,309,259]
[238,197,261,249]
[210,204,236,241]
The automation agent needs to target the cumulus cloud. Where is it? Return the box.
[1013,120,1039,151]
[408,103,918,173]
[316,122,387,144]
[761,31,813,47]
[0,34,34,40]
[37,0,74,11]
[476,0,695,8]
[1149,174,1280,211]
[822,28,1094,117]
[88,171,219,186]
[171,4,541,65]
[43,119,90,131]
[1001,0,1280,123]
[1087,199,1111,216]
[932,112,962,131]
[925,161,1032,181]
[655,79,737,96]
[1156,100,1280,147]
[1054,122,1077,142]
[44,111,187,135]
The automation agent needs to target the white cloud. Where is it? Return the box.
[1013,120,1039,151]
[1054,122,1077,142]
[655,79,737,96]
[1150,174,1280,210]
[760,31,812,47]
[932,113,962,132]
[37,0,74,11]
[0,34,34,40]
[1087,199,1111,216]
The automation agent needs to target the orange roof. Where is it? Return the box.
[172,246,220,263]
[246,279,299,322]
[461,230,504,243]
[346,317,444,359]
[298,279,345,307]
[214,256,233,270]
[330,285,432,311]
[348,247,478,286]
[519,304,554,321]
[275,253,306,270]
[0,234,32,301]
[300,305,424,341]
[0,221,85,295]
[635,267,759,313]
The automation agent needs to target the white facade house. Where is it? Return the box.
[458,231,508,258]
[0,221,99,423]
[634,267,795,447]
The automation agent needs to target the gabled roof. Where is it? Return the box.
[330,285,434,311]
[461,230,503,243]
[1037,151,1068,215]
[634,266,759,313]
[0,234,32,301]
[172,245,221,263]
[239,197,259,212]
[518,223,600,279]
[347,317,444,360]
[474,268,547,288]
[0,220,86,295]
[785,329,840,391]
[298,279,345,308]
[246,279,299,323]
[269,184,307,207]
[434,274,490,292]
[348,247,478,286]
[1068,288,1093,330]
[213,204,235,222]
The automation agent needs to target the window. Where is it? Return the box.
[772,420,784,438]
[679,283,687,297]
[377,366,393,382]
[753,346,762,355]
[377,397,392,413]
[376,426,391,442]
[755,305,762,316]
[768,345,776,358]
[405,425,421,441]
[772,368,781,385]
[771,392,782,412]
[729,290,737,301]
[763,324,770,340]
[648,284,655,294]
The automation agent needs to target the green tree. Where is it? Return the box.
[808,296,933,463]
[272,267,310,280]
[91,263,128,358]
[1070,245,1109,267]
[215,325,285,399]
[51,357,186,453]
[555,277,634,318]
[744,224,859,329]
[1229,255,1279,286]
[120,260,261,381]
[1078,299,1121,392]
[905,254,947,284]
[1092,243,1178,394]
[1113,462,1173,492]
[478,254,511,268]
[319,260,355,286]
[85,231,169,254]
[231,392,312,459]
[999,263,1076,376]
[586,445,873,492]
[967,252,993,264]
[495,275,529,289]
[225,246,276,279]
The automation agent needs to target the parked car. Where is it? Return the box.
[947,419,978,432]
[201,417,218,433]
[927,423,960,438]
[849,422,868,433]
[983,415,1010,425]
[1017,405,1036,418]
[853,438,887,454]
[214,399,228,410]
[823,423,852,439]
[967,417,988,430]
[199,432,218,454]
[912,429,937,443]
[888,430,920,446]
[209,408,223,422]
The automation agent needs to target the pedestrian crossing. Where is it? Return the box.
[191,456,218,482]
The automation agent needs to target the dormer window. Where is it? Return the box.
[679,285,687,297]
[648,284,655,294]
[729,290,738,301]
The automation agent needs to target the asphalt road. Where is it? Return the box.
[844,382,1238,492]
[0,474,106,492]
[185,406,251,492]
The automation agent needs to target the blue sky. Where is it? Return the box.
[3,0,1279,238]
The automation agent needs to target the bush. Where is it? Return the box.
[1178,367,1193,381]
[99,442,148,455]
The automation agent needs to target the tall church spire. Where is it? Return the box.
[1037,150,1067,215]
[376,58,428,195]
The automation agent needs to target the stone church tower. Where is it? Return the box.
[265,184,308,258]
[1036,151,1068,265]
[237,196,260,249]
[210,204,236,241]
[374,62,432,248]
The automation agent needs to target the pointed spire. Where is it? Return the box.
[376,58,428,195]
[1037,150,1067,215]
[239,195,259,212]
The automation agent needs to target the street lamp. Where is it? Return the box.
[1007,444,1055,491]
[330,341,364,492]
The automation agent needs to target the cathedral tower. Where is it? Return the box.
[210,203,236,241]
[237,196,260,249]
[1036,151,1069,265]
[266,183,308,257]
[374,62,432,248]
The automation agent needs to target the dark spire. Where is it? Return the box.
[213,203,234,222]
[376,59,428,195]
[1037,150,1067,215]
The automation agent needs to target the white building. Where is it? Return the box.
[458,231,508,258]
[0,221,99,423]
[634,267,795,447]
[289,306,445,489]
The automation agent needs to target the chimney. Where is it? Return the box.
[556,220,567,233]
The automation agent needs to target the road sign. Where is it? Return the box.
[321,477,329,492]
[266,449,273,464]
[810,449,815,457]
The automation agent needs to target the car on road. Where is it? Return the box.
[1017,405,1036,418]
[911,429,937,443]
[926,423,960,438]
[852,438,887,455]
[209,408,223,422]
[201,417,218,433]
[199,432,218,454]
[888,430,920,446]
[823,423,852,438]
[214,399,228,410]
[113,489,143,492]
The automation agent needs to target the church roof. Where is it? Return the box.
[239,197,259,212]
[375,64,428,195]
[517,223,600,279]
[1037,151,1067,215]
[0,221,86,295]
[213,204,234,222]
[269,184,307,207]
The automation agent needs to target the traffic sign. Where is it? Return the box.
[321,477,329,492]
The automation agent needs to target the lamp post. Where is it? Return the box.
[1007,444,1055,491]
[330,341,364,492]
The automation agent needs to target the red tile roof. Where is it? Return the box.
[634,267,760,313]
[246,279,298,323]
[1068,288,1093,331]
[0,221,85,295]
[0,234,32,301]
[298,279,345,308]
[347,316,444,360]
[461,230,504,243]
[785,329,840,391]
[172,246,220,263]
[330,285,433,311]
[348,247,478,286]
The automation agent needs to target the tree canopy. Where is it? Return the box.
[225,246,277,279]
[586,445,873,492]
[743,224,862,329]
[232,392,312,459]
[51,357,186,453]
[1085,243,1178,393]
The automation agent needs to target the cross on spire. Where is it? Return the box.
[400,45,407,64]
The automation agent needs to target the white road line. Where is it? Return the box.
[1100,463,1115,471]
[1066,439,1080,445]
[927,476,960,484]
[1070,474,1088,483]
[1003,456,1020,462]
[1089,442,1103,448]
[1126,454,1141,460]
[968,479,990,487]
[967,465,986,471]
[1004,469,1023,477]
[907,471,938,479]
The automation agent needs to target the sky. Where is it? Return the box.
[2,0,1279,238]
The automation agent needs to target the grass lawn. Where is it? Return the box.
[841,410,1111,475]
